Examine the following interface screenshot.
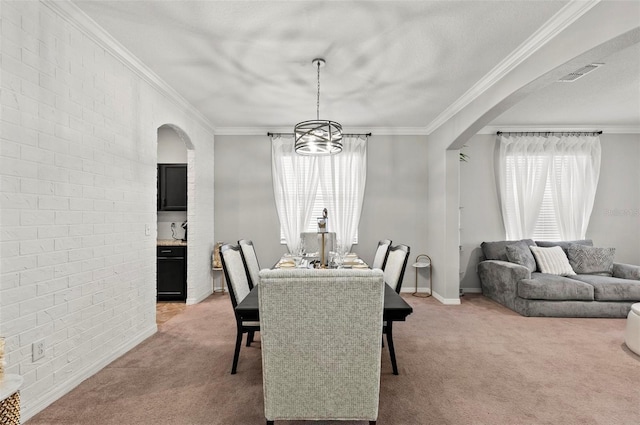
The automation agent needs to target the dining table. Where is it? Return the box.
[235,276,413,375]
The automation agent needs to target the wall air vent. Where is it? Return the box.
[557,63,604,82]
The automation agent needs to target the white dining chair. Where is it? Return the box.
[300,232,335,255]
[383,244,411,293]
[371,239,392,270]
[238,239,260,289]
[220,243,260,374]
[380,243,410,375]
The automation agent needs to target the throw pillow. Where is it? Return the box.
[505,243,536,272]
[529,246,576,276]
[535,239,593,255]
[567,245,615,276]
[481,239,536,261]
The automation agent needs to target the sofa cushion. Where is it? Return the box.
[569,274,640,301]
[567,245,615,276]
[613,263,640,280]
[505,242,537,272]
[481,239,536,261]
[535,239,593,254]
[530,246,576,276]
[518,273,595,301]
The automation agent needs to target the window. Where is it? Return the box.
[499,134,601,242]
[272,135,367,252]
[279,159,358,244]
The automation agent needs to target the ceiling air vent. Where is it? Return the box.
[557,63,604,82]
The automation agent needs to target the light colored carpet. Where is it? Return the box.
[27,293,640,425]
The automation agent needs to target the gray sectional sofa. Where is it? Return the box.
[477,239,640,317]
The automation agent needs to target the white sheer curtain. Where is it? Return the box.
[498,135,551,240]
[498,133,601,241]
[318,135,367,253]
[271,135,319,253]
[548,135,601,240]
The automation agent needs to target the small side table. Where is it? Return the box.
[212,267,226,293]
[412,254,432,298]
[1,374,23,425]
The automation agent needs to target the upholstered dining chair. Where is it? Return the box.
[300,232,336,255]
[383,244,411,293]
[371,239,392,270]
[220,243,260,374]
[381,243,410,375]
[259,268,384,425]
[238,239,260,289]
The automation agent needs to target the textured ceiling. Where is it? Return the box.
[491,42,640,128]
[72,1,639,132]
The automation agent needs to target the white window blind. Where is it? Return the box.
[533,177,561,241]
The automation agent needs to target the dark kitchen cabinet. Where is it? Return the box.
[157,164,187,211]
[157,246,187,301]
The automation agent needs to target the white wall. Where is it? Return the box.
[157,125,188,163]
[459,133,640,292]
[214,134,430,292]
[0,1,214,419]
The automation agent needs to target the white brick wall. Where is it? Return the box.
[0,1,215,419]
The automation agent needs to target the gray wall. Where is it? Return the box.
[214,134,431,291]
[459,133,640,292]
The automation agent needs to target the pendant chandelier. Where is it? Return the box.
[294,58,343,156]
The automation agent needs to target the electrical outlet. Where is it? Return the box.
[32,339,45,361]
[145,224,151,236]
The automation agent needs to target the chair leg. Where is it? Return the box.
[231,326,243,374]
[386,321,399,375]
[370,421,376,425]
[266,421,274,425]
[246,330,254,346]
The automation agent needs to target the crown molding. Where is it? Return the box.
[480,125,640,135]
[424,0,601,135]
[214,127,430,136]
[216,125,640,137]
[44,0,216,135]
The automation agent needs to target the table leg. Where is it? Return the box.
[386,321,398,375]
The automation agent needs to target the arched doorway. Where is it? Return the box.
[156,124,195,315]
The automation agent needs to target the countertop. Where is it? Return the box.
[157,239,187,247]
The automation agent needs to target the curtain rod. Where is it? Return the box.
[267,132,372,137]
[497,130,602,136]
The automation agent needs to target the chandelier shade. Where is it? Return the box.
[294,58,343,156]
[294,120,343,155]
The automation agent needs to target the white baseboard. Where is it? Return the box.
[400,287,461,305]
[22,324,158,422]
[187,287,213,305]
[432,291,461,305]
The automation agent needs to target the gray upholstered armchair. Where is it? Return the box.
[258,268,385,425]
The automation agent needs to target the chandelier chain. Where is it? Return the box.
[316,60,320,120]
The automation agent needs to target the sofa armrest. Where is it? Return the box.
[478,260,531,311]
[613,263,640,280]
